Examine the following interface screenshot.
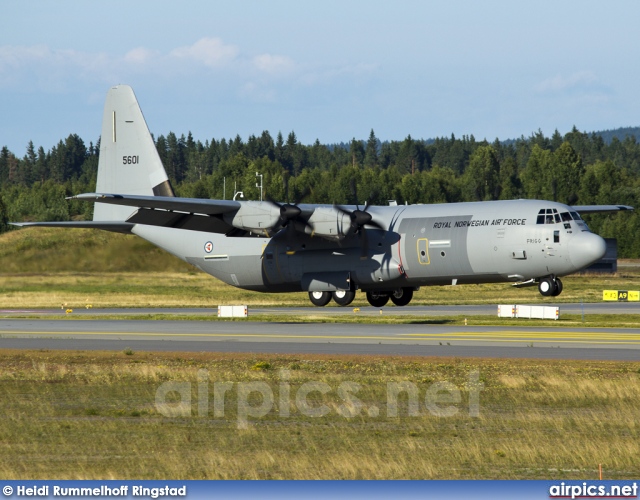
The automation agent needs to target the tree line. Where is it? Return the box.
[1,126,639,256]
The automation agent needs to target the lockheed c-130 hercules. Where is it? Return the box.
[14,85,633,307]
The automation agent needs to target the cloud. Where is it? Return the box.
[169,37,239,68]
[253,54,295,75]
[0,44,113,91]
[124,47,156,65]
[239,81,277,102]
[535,71,604,94]
[298,62,378,86]
[0,37,377,107]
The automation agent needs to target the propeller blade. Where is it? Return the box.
[360,227,369,260]
[349,178,360,210]
[335,184,385,258]
[294,186,311,205]
[264,186,312,234]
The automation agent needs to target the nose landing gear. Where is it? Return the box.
[538,276,563,297]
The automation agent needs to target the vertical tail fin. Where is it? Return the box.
[93,85,174,221]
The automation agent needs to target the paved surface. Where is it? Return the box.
[1,302,638,317]
[1,316,640,360]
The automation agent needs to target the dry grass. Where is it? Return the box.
[2,227,640,309]
[1,270,640,310]
[0,350,638,479]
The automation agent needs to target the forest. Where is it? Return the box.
[1,126,639,257]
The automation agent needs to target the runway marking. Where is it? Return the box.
[406,331,640,339]
[2,330,640,345]
[0,330,415,341]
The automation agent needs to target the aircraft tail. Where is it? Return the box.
[93,85,174,221]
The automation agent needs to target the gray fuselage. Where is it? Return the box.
[132,199,606,294]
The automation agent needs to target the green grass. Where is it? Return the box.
[1,350,638,479]
[0,227,191,273]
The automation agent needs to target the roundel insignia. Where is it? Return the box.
[204,241,213,253]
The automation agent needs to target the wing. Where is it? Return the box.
[571,205,634,214]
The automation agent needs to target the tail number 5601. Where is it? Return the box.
[122,155,140,165]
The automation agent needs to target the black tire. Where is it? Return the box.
[366,291,390,307]
[308,291,332,307]
[390,287,413,306]
[551,278,563,296]
[538,277,555,297]
[332,290,356,306]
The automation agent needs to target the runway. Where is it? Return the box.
[1,307,640,360]
[1,301,638,317]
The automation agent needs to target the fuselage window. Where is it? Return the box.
[536,209,545,224]
[554,230,560,243]
[560,212,572,222]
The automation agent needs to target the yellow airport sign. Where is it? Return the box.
[603,290,640,301]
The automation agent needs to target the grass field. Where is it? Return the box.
[1,350,638,479]
[1,270,639,309]
[2,229,639,480]
[1,227,640,309]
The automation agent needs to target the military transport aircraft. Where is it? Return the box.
[14,85,633,307]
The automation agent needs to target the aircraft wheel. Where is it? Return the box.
[366,291,390,307]
[308,291,332,307]
[390,287,413,306]
[333,290,356,306]
[551,278,563,296]
[538,277,555,297]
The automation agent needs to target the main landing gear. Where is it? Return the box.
[307,290,356,307]
[308,288,415,307]
[365,288,415,307]
[538,276,563,297]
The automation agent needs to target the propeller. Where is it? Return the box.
[335,179,384,259]
[265,177,312,251]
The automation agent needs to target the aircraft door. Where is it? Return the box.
[261,243,282,285]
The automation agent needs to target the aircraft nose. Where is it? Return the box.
[567,232,607,270]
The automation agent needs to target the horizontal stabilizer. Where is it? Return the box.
[10,221,134,234]
[70,193,241,216]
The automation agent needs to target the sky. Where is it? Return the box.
[2,0,640,155]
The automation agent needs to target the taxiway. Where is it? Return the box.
[1,303,639,360]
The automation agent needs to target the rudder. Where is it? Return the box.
[93,85,174,221]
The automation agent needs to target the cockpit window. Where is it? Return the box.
[537,208,575,224]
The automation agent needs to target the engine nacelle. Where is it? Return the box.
[223,201,280,235]
[304,206,352,240]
